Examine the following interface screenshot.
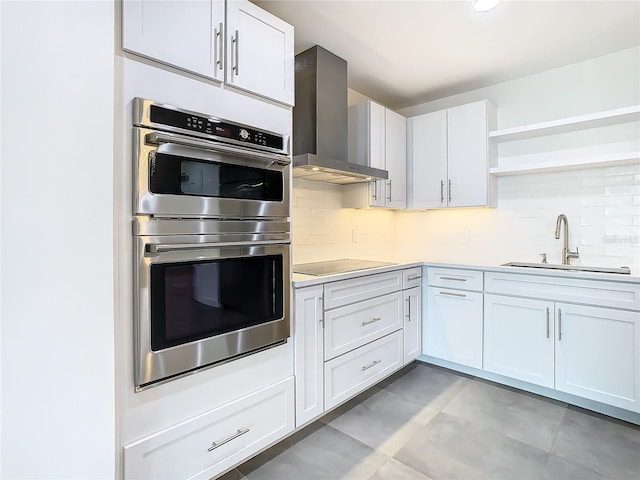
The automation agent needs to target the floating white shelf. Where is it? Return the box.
[489,151,640,176]
[489,105,640,143]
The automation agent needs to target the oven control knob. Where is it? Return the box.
[239,129,250,140]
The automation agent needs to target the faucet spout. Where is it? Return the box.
[554,214,579,265]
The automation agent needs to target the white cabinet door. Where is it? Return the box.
[226,0,294,105]
[385,109,407,209]
[293,286,324,427]
[368,101,386,207]
[122,0,225,80]
[403,286,422,365]
[555,303,640,412]
[424,287,483,368]
[407,110,447,209]
[484,294,555,388]
[447,101,492,207]
[344,101,407,209]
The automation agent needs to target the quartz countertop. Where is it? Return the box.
[292,259,640,288]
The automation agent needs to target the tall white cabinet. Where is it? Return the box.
[344,100,407,209]
[122,0,294,105]
[407,100,496,209]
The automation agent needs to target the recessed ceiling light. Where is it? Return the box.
[472,0,500,12]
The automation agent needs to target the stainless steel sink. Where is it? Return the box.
[501,262,631,275]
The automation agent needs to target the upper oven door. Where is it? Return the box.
[134,127,291,219]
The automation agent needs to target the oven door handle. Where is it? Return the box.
[147,240,289,253]
[145,131,291,166]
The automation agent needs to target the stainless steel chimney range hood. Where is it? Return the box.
[292,46,388,185]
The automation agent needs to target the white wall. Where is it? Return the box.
[1,2,115,478]
[292,47,640,273]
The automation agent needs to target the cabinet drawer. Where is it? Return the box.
[325,292,403,360]
[403,267,423,289]
[123,377,294,480]
[428,267,483,291]
[324,330,403,410]
[324,271,403,310]
[485,272,640,311]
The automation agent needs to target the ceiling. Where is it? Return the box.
[253,0,640,110]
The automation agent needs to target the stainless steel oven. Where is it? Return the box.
[131,98,292,390]
[133,97,290,220]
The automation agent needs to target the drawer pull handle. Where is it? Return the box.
[361,359,381,371]
[207,428,250,452]
[407,274,422,281]
[440,276,467,282]
[406,297,411,319]
[362,317,382,327]
[439,291,466,298]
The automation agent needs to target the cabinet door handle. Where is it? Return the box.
[208,428,250,451]
[440,276,467,282]
[439,291,466,298]
[558,309,562,341]
[440,180,444,203]
[318,297,324,326]
[362,317,381,327]
[545,307,550,339]
[231,30,239,75]
[406,297,411,320]
[448,179,452,202]
[387,180,392,201]
[371,181,377,201]
[361,359,381,371]
[214,22,223,70]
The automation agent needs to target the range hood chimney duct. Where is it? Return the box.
[292,46,388,184]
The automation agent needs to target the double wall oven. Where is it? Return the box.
[132,98,291,390]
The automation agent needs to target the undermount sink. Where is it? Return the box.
[501,262,631,275]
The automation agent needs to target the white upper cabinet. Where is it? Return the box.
[344,100,407,209]
[385,108,407,209]
[122,0,294,106]
[226,1,294,105]
[408,100,496,209]
[122,0,225,80]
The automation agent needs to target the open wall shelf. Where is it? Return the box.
[489,105,640,143]
[489,104,640,176]
[490,151,640,176]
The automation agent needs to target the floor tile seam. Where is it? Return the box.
[378,382,444,411]
[434,409,556,459]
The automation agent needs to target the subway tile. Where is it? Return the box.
[605,164,640,176]
[605,185,640,196]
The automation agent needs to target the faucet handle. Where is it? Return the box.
[539,253,548,264]
[567,246,580,259]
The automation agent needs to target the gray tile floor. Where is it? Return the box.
[220,362,640,480]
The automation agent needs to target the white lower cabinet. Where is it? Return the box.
[123,377,294,480]
[484,294,555,388]
[425,287,483,368]
[483,271,640,414]
[403,286,421,365]
[324,330,403,409]
[293,267,422,427]
[555,303,640,412]
[293,286,324,428]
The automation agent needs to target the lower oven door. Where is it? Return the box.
[135,235,290,389]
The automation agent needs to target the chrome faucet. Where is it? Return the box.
[554,214,579,265]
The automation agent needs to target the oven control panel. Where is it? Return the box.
[133,98,288,154]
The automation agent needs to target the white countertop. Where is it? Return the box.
[292,259,640,288]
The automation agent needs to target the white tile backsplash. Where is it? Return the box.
[292,165,640,274]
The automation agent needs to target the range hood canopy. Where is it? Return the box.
[292,46,388,185]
